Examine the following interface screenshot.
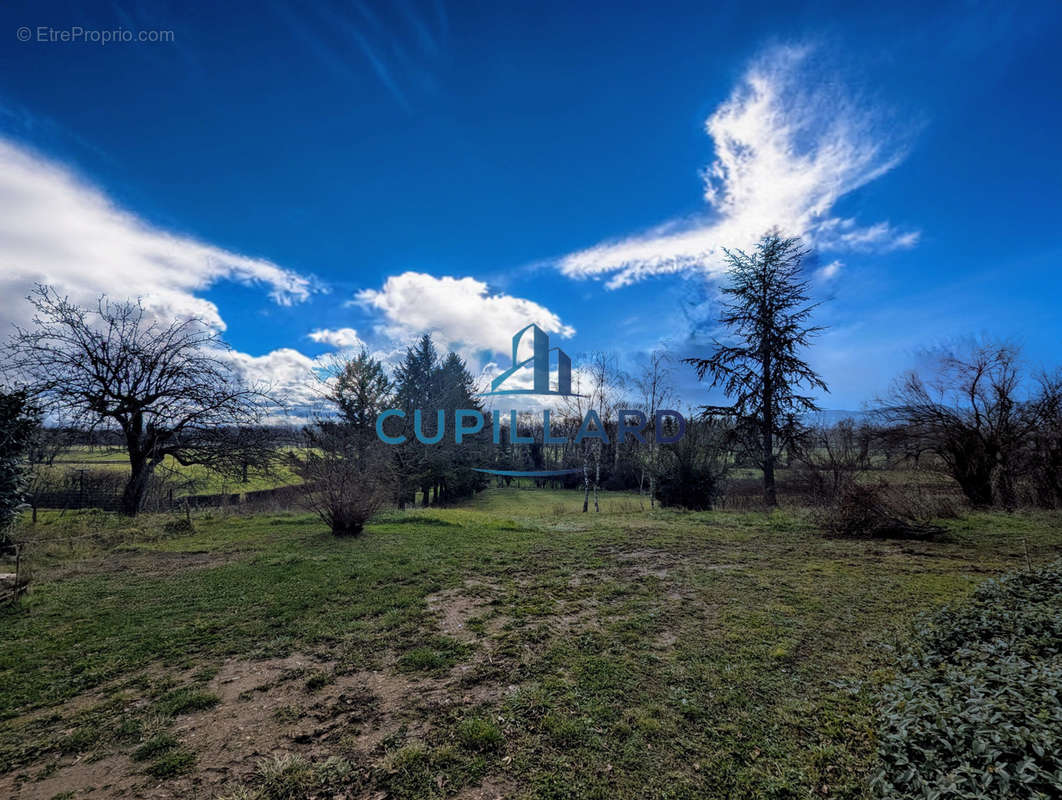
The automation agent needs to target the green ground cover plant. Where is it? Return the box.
[872,561,1062,799]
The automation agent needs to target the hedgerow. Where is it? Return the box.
[872,561,1062,799]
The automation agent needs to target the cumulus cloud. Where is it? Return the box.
[354,271,574,358]
[0,136,317,333]
[0,136,331,418]
[559,44,918,288]
[220,347,325,422]
[307,327,365,349]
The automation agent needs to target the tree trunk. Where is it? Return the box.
[593,445,601,512]
[763,437,777,507]
[582,447,590,513]
[762,352,777,508]
[120,456,155,516]
[957,468,994,507]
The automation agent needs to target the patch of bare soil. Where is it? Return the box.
[2,755,139,800]
[426,588,489,643]
[428,579,511,640]
[1,640,521,800]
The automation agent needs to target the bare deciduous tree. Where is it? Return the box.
[881,342,1038,508]
[794,418,871,505]
[4,285,271,515]
[567,351,624,512]
[632,349,675,507]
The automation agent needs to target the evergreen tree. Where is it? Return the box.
[684,232,827,506]
[436,351,487,502]
[393,335,441,506]
[0,389,41,546]
[391,337,487,506]
[330,350,392,433]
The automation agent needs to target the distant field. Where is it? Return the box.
[40,446,302,497]
[2,489,1059,799]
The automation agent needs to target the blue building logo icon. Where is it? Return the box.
[373,322,684,479]
[481,323,576,397]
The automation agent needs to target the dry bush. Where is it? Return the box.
[290,423,392,537]
[792,419,871,506]
[821,482,946,540]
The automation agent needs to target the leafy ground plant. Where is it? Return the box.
[872,561,1062,799]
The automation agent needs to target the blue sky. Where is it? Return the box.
[1,0,1060,413]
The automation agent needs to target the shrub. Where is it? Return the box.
[654,418,729,510]
[162,516,195,535]
[821,483,944,539]
[290,423,391,536]
[872,561,1062,799]
[792,418,872,505]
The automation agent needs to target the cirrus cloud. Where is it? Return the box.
[559,44,919,288]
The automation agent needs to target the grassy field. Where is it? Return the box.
[1,489,1059,799]
[41,446,302,498]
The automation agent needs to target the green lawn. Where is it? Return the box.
[1,489,1059,799]
[38,446,302,497]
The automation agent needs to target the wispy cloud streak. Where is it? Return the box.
[559,44,919,288]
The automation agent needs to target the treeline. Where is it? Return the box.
[2,232,1061,540]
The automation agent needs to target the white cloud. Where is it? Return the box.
[0,137,317,333]
[307,327,365,349]
[559,44,918,288]
[816,259,844,281]
[220,347,327,423]
[815,218,920,251]
[354,271,574,359]
[0,136,332,420]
